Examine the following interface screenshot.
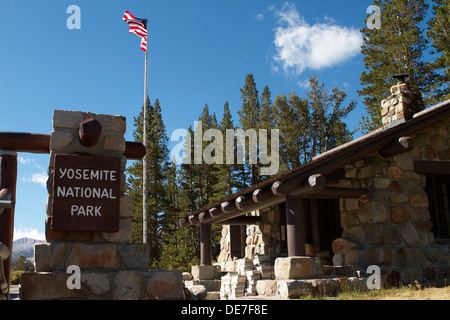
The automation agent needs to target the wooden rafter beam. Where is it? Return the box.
[414,160,450,175]
[377,136,414,158]
[272,173,327,197]
[214,216,261,225]
[306,187,370,199]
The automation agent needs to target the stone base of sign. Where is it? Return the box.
[20,270,182,300]
[23,240,183,300]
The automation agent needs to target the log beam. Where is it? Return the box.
[306,187,370,199]
[215,216,261,225]
[414,160,450,175]
[272,174,327,197]
[377,136,414,158]
[0,132,145,160]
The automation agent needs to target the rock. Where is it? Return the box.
[146,270,182,300]
[344,199,359,211]
[400,220,422,246]
[410,191,429,208]
[189,285,207,300]
[358,202,388,224]
[342,225,365,244]
[118,243,149,270]
[53,110,83,129]
[65,243,120,269]
[362,247,392,266]
[20,272,88,300]
[81,272,111,297]
[256,280,277,296]
[390,206,410,224]
[101,218,132,243]
[111,270,143,300]
[103,136,126,153]
[277,280,314,299]
[340,212,360,228]
[182,272,193,281]
[332,238,356,253]
[34,242,67,272]
[274,256,318,280]
[398,248,425,267]
[387,166,403,178]
[50,131,74,149]
[388,180,402,192]
[191,265,217,280]
[417,220,433,231]
[344,249,360,265]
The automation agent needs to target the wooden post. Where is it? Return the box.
[200,223,212,265]
[285,194,306,256]
[0,151,17,299]
[309,198,321,250]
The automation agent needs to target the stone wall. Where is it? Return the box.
[20,110,182,300]
[332,117,450,284]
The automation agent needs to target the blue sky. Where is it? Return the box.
[0,0,375,240]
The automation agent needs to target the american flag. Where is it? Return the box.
[123,10,148,52]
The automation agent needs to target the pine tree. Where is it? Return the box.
[238,74,261,187]
[359,0,429,133]
[426,0,450,103]
[213,101,238,197]
[258,86,278,180]
[273,75,355,170]
[196,104,220,205]
[126,96,170,267]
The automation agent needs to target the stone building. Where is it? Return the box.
[180,79,450,299]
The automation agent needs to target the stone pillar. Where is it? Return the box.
[20,110,182,300]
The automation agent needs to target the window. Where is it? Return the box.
[425,174,450,239]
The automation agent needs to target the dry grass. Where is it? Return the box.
[333,283,450,300]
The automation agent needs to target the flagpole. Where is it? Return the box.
[143,20,148,244]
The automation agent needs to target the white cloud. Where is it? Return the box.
[30,173,48,187]
[14,227,46,241]
[18,156,34,165]
[255,13,264,21]
[272,2,363,75]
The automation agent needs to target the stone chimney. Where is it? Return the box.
[381,74,425,127]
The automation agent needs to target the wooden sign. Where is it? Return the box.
[51,154,121,232]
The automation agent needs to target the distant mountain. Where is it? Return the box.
[11,238,46,264]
